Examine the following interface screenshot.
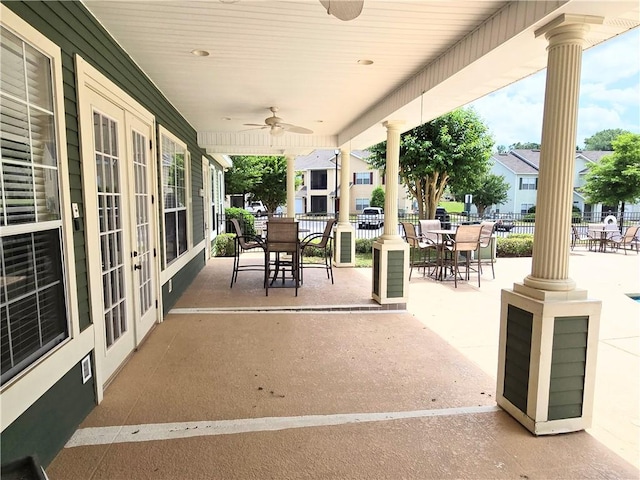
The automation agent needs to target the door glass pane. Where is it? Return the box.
[94,111,126,349]
[132,130,152,316]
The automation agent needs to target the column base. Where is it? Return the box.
[371,238,409,305]
[333,222,355,267]
[497,284,601,435]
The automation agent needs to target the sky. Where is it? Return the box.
[468,27,640,149]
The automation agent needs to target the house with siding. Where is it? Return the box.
[295,149,414,215]
[489,149,640,217]
[0,2,227,466]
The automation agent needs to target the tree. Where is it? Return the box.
[583,128,631,151]
[496,145,508,153]
[465,173,510,217]
[249,156,288,213]
[581,133,640,230]
[370,186,385,208]
[509,141,540,150]
[224,155,262,198]
[368,108,494,219]
[225,155,288,212]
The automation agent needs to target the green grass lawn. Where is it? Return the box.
[439,201,464,213]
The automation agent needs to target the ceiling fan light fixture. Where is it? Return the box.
[270,125,285,137]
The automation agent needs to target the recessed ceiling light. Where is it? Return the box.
[357,59,373,65]
[221,117,232,121]
[219,0,239,3]
[191,49,210,57]
[316,120,324,123]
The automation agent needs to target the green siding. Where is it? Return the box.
[386,250,404,298]
[162,251,206,316]
[1,358,96,468]
[3,0,213,323]
[504,305,533,414]
[373,248,380,296]
[339,231,352,263]
[2,0,214,465]
[548,316,588,421]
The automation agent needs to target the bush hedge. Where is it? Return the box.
[212,233,236,257]
[225,207,256,236]
[356,237,378,254]
[496,234,533,257]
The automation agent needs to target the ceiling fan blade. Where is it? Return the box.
[319,0,363,21]
[243,123,267,127]
[281,123,313,135]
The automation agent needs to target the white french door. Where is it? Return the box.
[78,57,159,393]
[202,157,212,260]
[87,94,135,383]
[129,117,158,336]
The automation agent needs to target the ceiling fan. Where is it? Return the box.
[319,0,364,21]
[243,107,313,137]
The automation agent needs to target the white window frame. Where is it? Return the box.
[159,127,190,268]
[354,172,372,185]
[520,203,535,214]
[355,198,370,211]
[520,177,537,190]
[0,4,79,415]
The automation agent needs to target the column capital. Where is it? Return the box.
[534,14,603,43]
[382,120,405,131]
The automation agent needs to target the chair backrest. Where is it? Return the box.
[419,219,442,243]
[266,221,299,252]
[623,225,639,240]
[314,219,336,248]
[479,221,496,248]
[230,218,254,250]
[268,216,296,223]
[401,222,420,247]
[453,224,482,251]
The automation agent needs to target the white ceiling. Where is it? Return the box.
[83,0,639,157]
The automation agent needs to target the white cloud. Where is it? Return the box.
[469,28,640,148]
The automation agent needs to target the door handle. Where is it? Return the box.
[134,264,142,270]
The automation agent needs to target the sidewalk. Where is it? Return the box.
[47,250,639,479]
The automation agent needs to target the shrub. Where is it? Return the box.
[356,237,378,254]
[522,213,536,222]
[302,242,333,258]
[212,233,236,257]
[225,207,255,236]
[496,234,533,257]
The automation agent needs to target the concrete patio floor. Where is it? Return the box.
[48,249,640,479]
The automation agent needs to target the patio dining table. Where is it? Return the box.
[426,228,457,281]
[588,223,618,252]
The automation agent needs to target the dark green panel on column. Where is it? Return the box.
[339,231,352,263]
[504,305,533,414]
[548,316,588,420]
[386,250,404,298]
[373,248,380,296]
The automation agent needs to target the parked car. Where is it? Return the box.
[357,207,384,229]
[484,213,514,232]
[435,207,451,229]
[246,201,267,215]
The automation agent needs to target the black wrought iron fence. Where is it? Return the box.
[218,210,640,242]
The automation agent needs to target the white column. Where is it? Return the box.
[523,16,601,292]
[339,147,351,225]
[285,154,295,218]
[382,120,404,239]
[334,145,356,267]
[497,15,603,437]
